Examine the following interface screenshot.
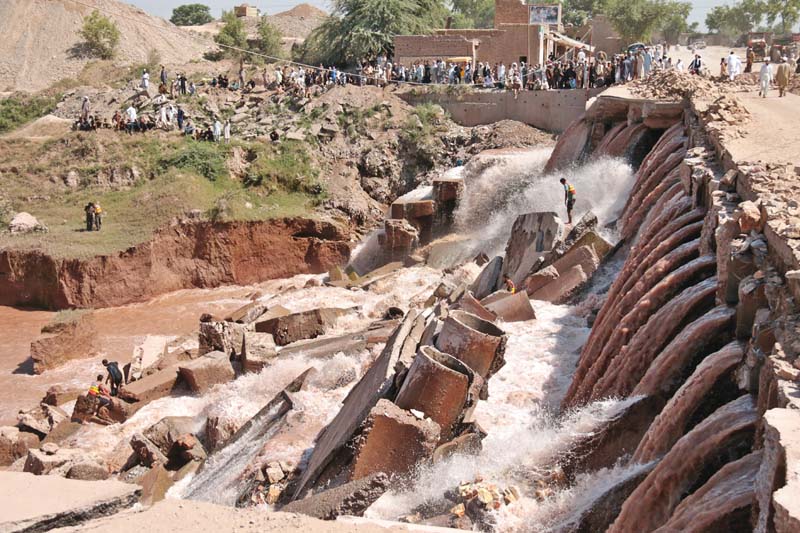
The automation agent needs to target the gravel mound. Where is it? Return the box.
[0,0,211,92]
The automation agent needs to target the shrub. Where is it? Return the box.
[243,141,320,194]
[161,141,228,181]
[0,94,60,134]
[78,10,121,60]
[214,10,248,58]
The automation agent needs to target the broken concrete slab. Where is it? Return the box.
[129,335,171,381]
[550,244,600,280]
[198,318,245,359]
[242,332,278,373]
[524,265,560,295]
[0,471,140,532]
[435,311,507,381]
[137,464,174,507]
[395,346,479,440]
[178,351,235,394]
[350,399,440,481]
[470,256,503,300]
[530,264,589,303]
[130,433,168,467]
[23,446,81,475]
[278,320,398,361]
[255,308,351,346]
[281,472,389,519]
[144,417,197,457]
[0,426,39,467]
[224,301,268,324]
[119,365,181,405]
[480,291,537,323]
[290,311,419,499]
[456,291,497,323]
[42,385,82,407]
[502,212,565,286]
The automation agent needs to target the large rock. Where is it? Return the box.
[379,219,419,262]
[129,335,170,381]
[0,471,140,532]
[17,404,67,438]
[241,332,278,373]
[469,256,503,300]
[71,394,131,424]
[121,365,181,405]
[130,433,168,467]
[281,473,389,519]
[177,351,235,394]
[350,400,440,481]
[0,427,39,467]
[198,317,245,358]
[43,385,81,407]
[137,464,174,506]
[30,313,97,374]
[144,417,197,457]
[224,301,268,324]
[549,244,600,279]
[8,212,47,233]
[502,212,565,286]
[524,265,560,295]
[530,264,588,303]
[66,462,110,481]
[23,446,81,475]
[255,308,350,346]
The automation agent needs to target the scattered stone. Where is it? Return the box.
[736,200,763,233]
[178,351,235,394]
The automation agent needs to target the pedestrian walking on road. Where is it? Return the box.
[759,59,773,98]
[776,57,792,97]
[560,178,576,225]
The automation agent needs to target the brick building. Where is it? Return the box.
[395,0,595,68]
[234,3,259,18]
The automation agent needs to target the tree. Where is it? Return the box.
[299,0,447,66]
[254,18,284,59]
[562,0,607,27]
[658,1,692,44]
[78,10,121,59]
[766,0,800,35]
[214,10,248,57]
[450,0,494,29]
[706,0,767,36]
[170,4,214,26]
[604,0,666,44]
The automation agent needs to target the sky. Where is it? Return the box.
[127,1,728,31]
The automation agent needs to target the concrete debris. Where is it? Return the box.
[130,433,168,467]
[280,472,390,519]
[0,426,40,467]
[178,351,235,394]
[480,291,537,322]
[255,307,351,346]
[447,477,521,528]
[198,316,245,358]
[143,416,197,457]
[241,332,278,373]
[435,310,507,381]
[470,256,503,300]
[502,212,565,287]
[350,399,440,481]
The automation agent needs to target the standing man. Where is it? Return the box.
[80,96,90,123]
[776,57,792,97]
[727,51,741,81]
[125,104,137,135]
[159,65,167,86]
[213,117,222,142]
[689,54,702,75]
[177,106,185,130]
[560,178,576,224]
[140,69,149,90]
[102,359,124,396]
[223,119,231,144]
[745,47,755,73]
[759,58,773,98]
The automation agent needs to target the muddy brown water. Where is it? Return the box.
[0,286,254,425]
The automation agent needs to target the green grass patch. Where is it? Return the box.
[243,140,323,195]
[160,140,229,181]
[0,93,61,134]
[400,103,448,146]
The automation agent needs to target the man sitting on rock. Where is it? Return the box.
[88,374,113,417]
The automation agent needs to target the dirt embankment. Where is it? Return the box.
[0,217,351,310]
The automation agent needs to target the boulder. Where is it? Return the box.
[130,433,168,467]
[255,308,350,346]
[379,219,419,262]
[530,264,588,303]
[480,291,537,323]
[144,416,196,457]
[42,385,81,407]
[129,336,170,381]
[242,332,278,373]
[735,200,763,233]
[17,404,66,438]
[71,394,131,424]
[30,313,97,374]
[350,400,440,481]
[224,301,268,324]
[41,421,82,446]
[0,426,40,467]
[205,416,239,453]
[198,318,245,358]
[470,256,503,300]
[23,446,81,475]
[178,351,235,394]
[502,212,565,286]
[524,265,560,295]
[549,244,600,279]
[137,464,174,506]
[281,473,390,519]
[66,462,110,481]
[119,365,180,405]
[8,212,47,233]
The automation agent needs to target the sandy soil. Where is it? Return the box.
[727,91,800,167]
[0,0,211,92]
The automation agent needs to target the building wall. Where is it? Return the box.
[394,35,477,62]
[399,88,604,133]
[495,0,530,27]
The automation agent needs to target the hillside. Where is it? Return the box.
[0,0,211,92]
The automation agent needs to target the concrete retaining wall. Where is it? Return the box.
[398,88,604,133]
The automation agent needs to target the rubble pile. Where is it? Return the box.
[699,94,751,140]
[629,70,720,100]
[446,478,520,529]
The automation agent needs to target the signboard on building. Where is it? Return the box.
[529,4,561,25]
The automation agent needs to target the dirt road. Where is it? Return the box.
[727,91,800,167]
